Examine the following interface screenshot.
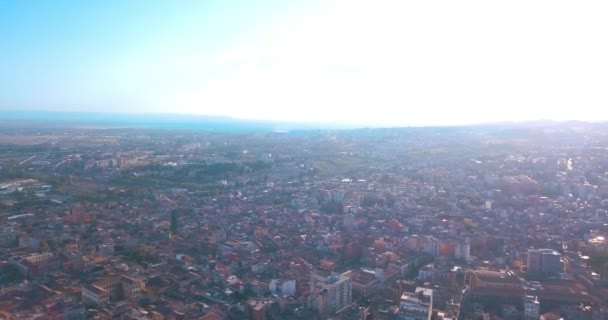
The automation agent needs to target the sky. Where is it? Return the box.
[1,0,607,126]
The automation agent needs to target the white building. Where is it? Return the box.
[399,287,433,320]
[269,279,296,296]
[455,238,471,261]
[310,271,353,317]
[417,264,434,281]
[423,236,440,257]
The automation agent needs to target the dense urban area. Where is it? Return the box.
[2,122,608,320]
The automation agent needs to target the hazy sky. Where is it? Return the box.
[1,0,607,126]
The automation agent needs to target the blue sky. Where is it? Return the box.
[1,0,607,126]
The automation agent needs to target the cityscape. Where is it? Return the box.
[1,121,608,319]
[2,0,608,319]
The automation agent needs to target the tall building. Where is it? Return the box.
[399,287,433,320]
[423,236,440,257]
[310,271,353,317]
[331,190,346,204]
[455,238,471,261]
[527,249,563,275]
[523,295,540,320]
[527,250,542,274]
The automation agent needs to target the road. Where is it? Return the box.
[18,155,36,166]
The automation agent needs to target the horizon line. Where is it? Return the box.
[1,109,607,131]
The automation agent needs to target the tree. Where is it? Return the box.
[568,240,580,252]
[588,250,608,269]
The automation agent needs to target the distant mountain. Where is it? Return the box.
[1,110,605,133]
[0,110,356,132]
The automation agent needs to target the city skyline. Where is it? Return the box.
[1,0,607,126]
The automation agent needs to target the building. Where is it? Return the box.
[467,270,598,309]
[455,238,471,261]
[309,271,353,317]
[82,275,144,306]
[25,252,54,264]
[100,302,129,320]
[399,287,433,320]
[527,249,563,275]
[246,299,271,320]
[350,269,384,298]
[466,270,523,304]
[121,275,144,302]
[331,190,347,204]
[523,295,540,320]
[417,264,434,281]
[82,284,110,306]
[269,279,296,296]
[423,236,440,257]
[9,252,55,278]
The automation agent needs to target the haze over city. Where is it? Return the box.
[2,0,608,127]
[6,2,608,320]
